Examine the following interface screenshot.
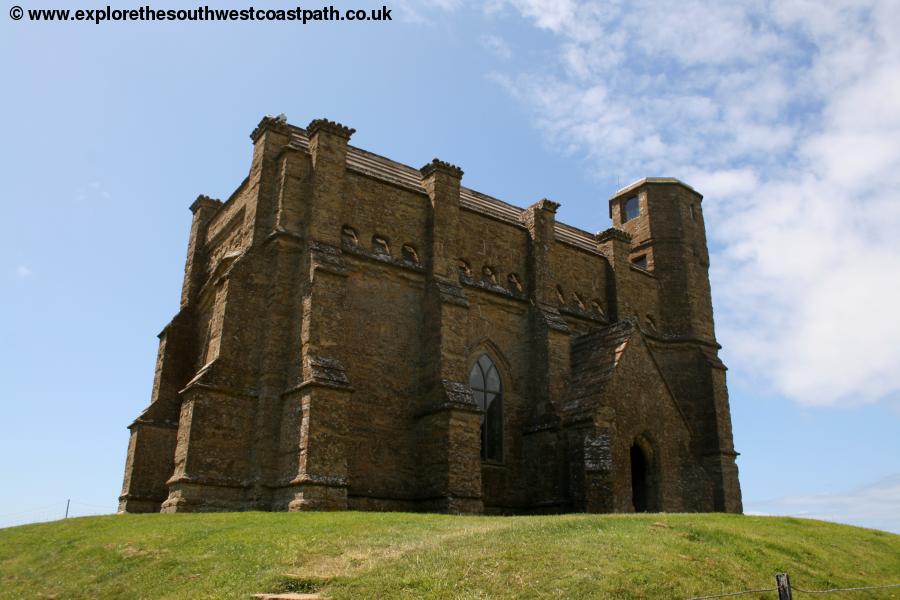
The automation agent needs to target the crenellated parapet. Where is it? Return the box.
[531,198,560,214]
[595,227,631,245]
[419,158,464,179]
[188,194,223,214]
[306,118,356,140]
[249,113,291,142]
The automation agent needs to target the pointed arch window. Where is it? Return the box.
[469,354,503,462]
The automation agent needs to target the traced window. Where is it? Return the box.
[401,244,419,265]
[341,225,359,247]
[482,265,498,285]
[689,204,696,222]
[469,353,503,462]
[372,235,390,256]
[624,196,640,221]
[507,273,523,294]
[632,254,648,270]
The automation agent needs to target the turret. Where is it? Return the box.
[609,178,714,342]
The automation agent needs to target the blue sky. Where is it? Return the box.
[2,0,898,532]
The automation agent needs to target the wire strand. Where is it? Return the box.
[688,581,900,599]
[794,582,900,594]
[686,588,776,599]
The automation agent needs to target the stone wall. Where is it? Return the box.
[118,117,743,516]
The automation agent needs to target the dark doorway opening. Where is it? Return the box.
[630,443,649,512]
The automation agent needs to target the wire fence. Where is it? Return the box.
[0,499,115,529]
[793,583,900,594]
[688,574,900,599]
[689,588,778,599]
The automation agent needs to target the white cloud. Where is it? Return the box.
[745,474,900,534]
[15,265,32,278]
[479,0,900,408]
[686,168,759,198]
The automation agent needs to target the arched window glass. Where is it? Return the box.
[469,354,503,461]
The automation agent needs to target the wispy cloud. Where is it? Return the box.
[481,34,513,60]
[75,181,111,203]
[434,0,900,408]
[746,474,900,534]
[15,265,32,279]
[395,0,465,23]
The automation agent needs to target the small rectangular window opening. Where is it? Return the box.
[632,254,648,270]
[624,196,639,221]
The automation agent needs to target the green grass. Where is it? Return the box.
[0,512,897,599]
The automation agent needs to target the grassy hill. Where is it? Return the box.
[0,512,898,599]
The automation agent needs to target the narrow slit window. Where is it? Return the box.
[372,235,390,256]
[508,273,523,294]
[573,293,585,311]
[556,285,566,305]
[458,259,472,280]
[591,300,607,320]
[401,244,419,265]
[341,225,359,247]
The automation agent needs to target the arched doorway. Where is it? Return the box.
[629,439,657,512]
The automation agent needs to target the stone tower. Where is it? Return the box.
[608,179,742,512]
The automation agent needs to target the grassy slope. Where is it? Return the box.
[0,513,898,600]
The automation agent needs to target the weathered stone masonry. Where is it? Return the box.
[119,115,742,515]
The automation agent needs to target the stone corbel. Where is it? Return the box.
[434,280,469,307]
[309,241,347,277]
[419,380,483,417]
[536,302,570,333]
[304,355,352,389]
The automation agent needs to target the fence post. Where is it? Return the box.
[775,573,792,600]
